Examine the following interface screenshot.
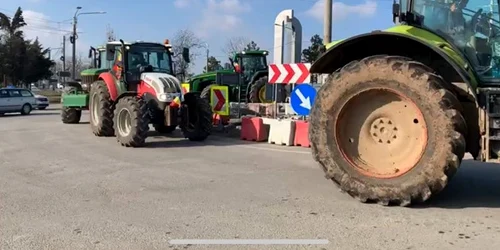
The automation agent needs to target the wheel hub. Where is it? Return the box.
[369,118,398,144]
[117,108,132,136]
[335,88,428,179]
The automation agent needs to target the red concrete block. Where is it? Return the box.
[294,120,311,147]
[240,116,268,142]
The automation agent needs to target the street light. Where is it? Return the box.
[71,6,106,80]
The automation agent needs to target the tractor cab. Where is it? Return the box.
[395,0,500,83]
[105,40,183,94]
[231,50,268,79]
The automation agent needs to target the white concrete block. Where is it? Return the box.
[267,119,296,146]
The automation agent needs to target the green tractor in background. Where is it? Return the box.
[60,43,118,123]
[189,50,286,104]
[309,0,500,206]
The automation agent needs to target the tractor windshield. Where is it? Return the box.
[413,0,500,81]
[242,54,267,73]
[127,44,173,75]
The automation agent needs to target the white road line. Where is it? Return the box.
[169,239,329,245]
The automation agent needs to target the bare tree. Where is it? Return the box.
[106,25,116,42]
[171,29,203,79]
[222,36,250,56]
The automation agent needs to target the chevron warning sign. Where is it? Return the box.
[268,63,311,84]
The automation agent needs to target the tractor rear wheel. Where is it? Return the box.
[181,93,212,141]
[153,123,177,134]
[89,80,114,136]
[113,96,150,147]
[309,55,466,206]
[61,86,82,124]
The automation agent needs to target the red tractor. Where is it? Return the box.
[88,39,212,147]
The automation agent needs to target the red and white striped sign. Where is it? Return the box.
[268,63,311,84]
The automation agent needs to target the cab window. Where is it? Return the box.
[0,90,8,98]
[9,90,21,97]
[20,90,33,97]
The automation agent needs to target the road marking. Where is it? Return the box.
[169,239,329,245]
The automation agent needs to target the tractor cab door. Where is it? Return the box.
[411,0,500,84]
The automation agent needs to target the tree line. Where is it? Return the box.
[0,7,54,87]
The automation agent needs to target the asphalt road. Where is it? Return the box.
[1,106,500,250]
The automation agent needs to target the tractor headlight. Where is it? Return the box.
[159,93,169,101]
[81,83,89,90]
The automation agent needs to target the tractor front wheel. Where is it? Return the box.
[61,107,81,124]
[309,55,466,206]
[249,76,286,103]
[61,86,82,124]
[89,80,114,136]
[200,83,217,103]
[181,93,212,141]
[113,96,150,147]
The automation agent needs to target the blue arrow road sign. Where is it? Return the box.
[290,84,317,116]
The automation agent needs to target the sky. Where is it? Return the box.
[0,0,395,74]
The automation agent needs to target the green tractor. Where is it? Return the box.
[189,50,285,104]
[61,39,212,147]
[309,0,500,206]
[60,44,116,123]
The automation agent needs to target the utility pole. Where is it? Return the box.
[62,36,66,83]
[71,10,79,80]
[324,0,332,44]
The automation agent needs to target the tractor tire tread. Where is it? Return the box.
[89,80,114,136]
[113,96,150,147]
[309,54,466,206]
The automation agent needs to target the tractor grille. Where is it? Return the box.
[159,77,182,93]
[82,75,99,85]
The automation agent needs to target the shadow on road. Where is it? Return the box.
[414,159,500,209]
[0,111,60,117]
[145,130,247,148]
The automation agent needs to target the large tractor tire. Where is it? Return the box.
[153,123,177,134]
[181,93,212,141]
[61,86,82,124]
[89,80,114,136]
[113,96,150,147]
[309,55,466,206]
[248,76,285,103]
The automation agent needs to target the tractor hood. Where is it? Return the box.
[191,69,234,80]
[141,72,183,102]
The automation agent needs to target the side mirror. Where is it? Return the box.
[182,47,190,63]
[88,47,94,58]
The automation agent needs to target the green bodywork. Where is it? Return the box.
[324,25,479,89]
[188,50,269,102]
[62,47,111,108]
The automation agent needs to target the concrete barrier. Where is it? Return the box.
[264,118,295,146]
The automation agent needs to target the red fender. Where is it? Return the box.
[98,72,119,101]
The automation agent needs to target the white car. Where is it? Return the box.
[0,88,37,115]
[34,94,49,110]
